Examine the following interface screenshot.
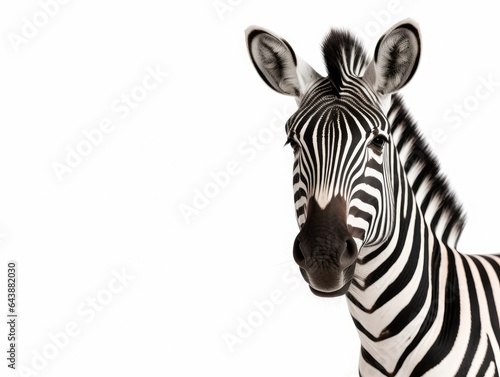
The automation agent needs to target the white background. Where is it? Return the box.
[1,1,500,376]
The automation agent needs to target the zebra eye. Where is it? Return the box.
[371,135,388,150]
[285,137,300,153]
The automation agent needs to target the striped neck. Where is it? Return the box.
[347,144,437,375]
[345,95,463,375]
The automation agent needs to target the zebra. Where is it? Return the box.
[245,19,500,376]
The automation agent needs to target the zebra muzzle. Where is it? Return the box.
[292,196,358,296]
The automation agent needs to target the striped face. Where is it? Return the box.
[287,78,395,296]
[246,22,420,297]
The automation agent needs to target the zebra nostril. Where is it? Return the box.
[340,237,358,268]
[293,238,306,266]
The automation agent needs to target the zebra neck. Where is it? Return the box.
[345,104,464,374]
[346,163,447,374]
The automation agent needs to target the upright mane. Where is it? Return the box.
[322,29,369,90]
[322,29,466,248]
[387,97,466,247]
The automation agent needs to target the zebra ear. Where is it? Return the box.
[363,19,421,96]
[245,26,321,101]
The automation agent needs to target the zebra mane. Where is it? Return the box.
[388,96,466,248]
[322,28,466,248]
[322,29,369,90]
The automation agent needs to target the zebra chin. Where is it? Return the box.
[293,196,358,298]
[298,263,355,297]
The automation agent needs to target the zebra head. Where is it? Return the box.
[246,20,421,297]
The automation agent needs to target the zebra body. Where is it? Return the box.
[246,20,500,376]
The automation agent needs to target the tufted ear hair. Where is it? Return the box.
[245,26,322,102]
[363,19,421,96]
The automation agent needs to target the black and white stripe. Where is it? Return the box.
[246,19,500,376]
